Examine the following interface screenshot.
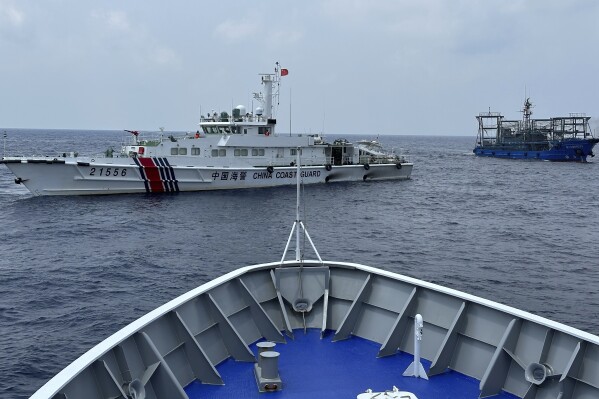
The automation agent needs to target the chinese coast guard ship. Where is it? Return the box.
[1,65,412,196]
[473,98,598,162]
[29,156,599,399]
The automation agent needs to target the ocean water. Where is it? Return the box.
[1,129,598,398]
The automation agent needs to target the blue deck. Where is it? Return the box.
[185,329,519,399]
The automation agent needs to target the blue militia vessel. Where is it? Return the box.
[473,99,598,162]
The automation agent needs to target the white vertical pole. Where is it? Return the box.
[403,314,428,379]
[264,75,273,119]
[281,146,322,265]
[295,147,301,261]
[413,314,422,375]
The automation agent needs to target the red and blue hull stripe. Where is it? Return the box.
[133,157,179,193]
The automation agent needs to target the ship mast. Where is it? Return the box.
[522,98,533,131]
[280,148,323,264]
[255,62,282,119]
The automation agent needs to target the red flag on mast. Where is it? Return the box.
[280,68,289,76]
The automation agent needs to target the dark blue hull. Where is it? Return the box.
[473,138,599,162]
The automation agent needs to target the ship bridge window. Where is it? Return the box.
[210,149,227,157]
[234,149,249,156]
[178,148,187,155]
[191,148,201,155]
[171,148,178,155]
[252,148,265,156]
[290,148,302,156]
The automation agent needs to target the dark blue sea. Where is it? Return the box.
[1,129,598,398]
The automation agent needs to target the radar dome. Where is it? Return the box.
[233,105,246,121]
[255,107,264,116]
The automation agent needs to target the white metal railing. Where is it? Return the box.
[359,154,409,165]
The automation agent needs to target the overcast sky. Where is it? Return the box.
[1,0,598,135]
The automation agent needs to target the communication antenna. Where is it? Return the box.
[2,131,6,158]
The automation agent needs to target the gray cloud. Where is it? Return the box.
[0,0,597,135]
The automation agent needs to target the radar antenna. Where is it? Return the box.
[520,98,534,130]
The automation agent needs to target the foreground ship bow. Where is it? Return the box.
[28,259,599,399]
[1,66,412,196]
[474,98,598,162]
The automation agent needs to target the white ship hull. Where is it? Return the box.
[2,65,414,196]
[2,157,413,196]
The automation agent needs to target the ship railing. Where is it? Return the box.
[2,151,131,160]
[359,154,409,165]
[275,156,335,167]
[266,155,410,167]
[122,131,193,147]
[1,154,74,160]
[65,152,131,159]
[489,140,551,147]
[200,115,267,123]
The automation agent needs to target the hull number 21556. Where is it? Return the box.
[90,167,128,177]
